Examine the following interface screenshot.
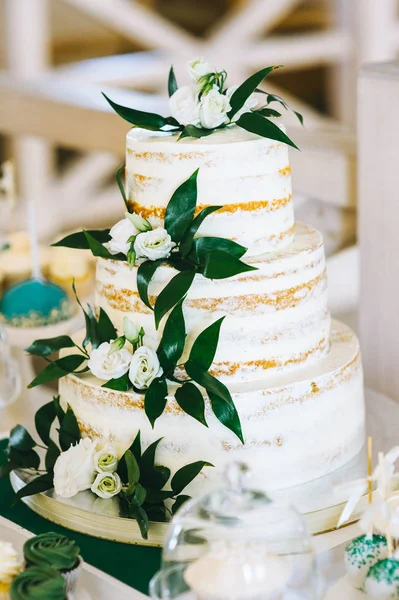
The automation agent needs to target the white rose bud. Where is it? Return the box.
[225,85,257,121]
[125,211,152,232]
[123,317,141,344]
[188,57,214,81]
[88,341,132,381]
[91,471,122,499]
[105,216,139,256]
[199,87,231,129]
[129,346,163,390]
[53,438,97,498]
[134,227,175,261]
[94,444,119,473]
[169,85,201,126]
[0,541,23,584]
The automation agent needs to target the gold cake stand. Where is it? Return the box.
[10,388,397,547]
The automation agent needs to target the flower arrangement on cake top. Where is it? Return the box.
[103,57,303,147]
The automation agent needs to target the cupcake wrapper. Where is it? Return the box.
[63,556,83,595]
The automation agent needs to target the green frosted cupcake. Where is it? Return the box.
[10,566,66,600]
[23,533,81,594]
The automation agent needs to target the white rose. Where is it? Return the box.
[129,346,163,390]
[125,211,151,232]
[53,438,97,498]
[225,85,257,121]
[169,85,201,126]
[94,444,119,473]
[91,471,122,499]
[199,87,231,129]
[87,341,132,381]
[188,57,213,81]
[106,216,139,256]
[0,541,23,584]
[134,227,175,261]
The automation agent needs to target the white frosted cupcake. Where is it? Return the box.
[0,541,23,599]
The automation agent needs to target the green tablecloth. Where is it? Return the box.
[0,439,161,595]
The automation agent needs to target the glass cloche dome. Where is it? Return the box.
[150,463,320,600]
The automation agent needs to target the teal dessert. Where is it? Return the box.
[344,534,388,589]
[365,558,399,599]
[23,533,81,594]
[9,566,66,600]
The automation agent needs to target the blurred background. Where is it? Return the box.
[0,0,398,320]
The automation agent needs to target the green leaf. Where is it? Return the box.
[53,395,65,425]
[168,66,178,97]
[144,378,168,427]
[131,482,147,506]
[72,281,99,349]
[172,494,191,514]
[28,354,86,389]
[83,230,125,261]
[265,93,304,125]
[189,317,225,371]
[26,335,76,357]
[142,465,171,491]
[127,240,136,269]
[189,237,247,266]
[45,442,60,472]
[98,308,118,343]
[130,505,149,539]
[52,229,110,249]
[13,474,54,504]
[157,299,186,373]
[185,361,244,443]
[171,460,213,494]
[124,449,141,485]
[9,425,36,451]
[101,373,130,391]
[8,448,40,470]
[130,431,142,463]
[236,111,299,150]
[175,382,207,427]
[256,107,282,118]
[164,169,199,243]
[154,270,195,329]
[178,125,216,140]
[116,164,128,208]
[145,489,174,504]
[58,407,81,451]
[0,461,16,480]
[201,249,257,280]
[136,259,164,310]
[140,437,163,474]
[102,92,180,131]
[179,206,222,257]
[35,401,57,446]
[228,66,278,119]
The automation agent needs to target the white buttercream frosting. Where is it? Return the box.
[125,125,294,257]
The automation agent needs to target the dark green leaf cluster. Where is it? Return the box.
[0,396,81,502]
[102,64,301,147]
[118,431,213,538]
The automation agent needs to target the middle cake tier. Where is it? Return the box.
[95,222,331,384]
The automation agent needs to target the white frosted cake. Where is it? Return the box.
[59,125,365,494]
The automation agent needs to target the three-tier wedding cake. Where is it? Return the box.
[58,68,365,494]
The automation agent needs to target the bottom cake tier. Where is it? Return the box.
[59,320,365,493]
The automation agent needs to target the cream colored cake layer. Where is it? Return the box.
[126,126,294,257]
[95,222,330,383]
[59,320,365,493]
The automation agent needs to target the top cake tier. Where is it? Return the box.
[126,125,294,257]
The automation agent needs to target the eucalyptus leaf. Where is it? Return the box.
[157,299,186,374]
[189,317,225,371]
[178,125,216,140]
[144,378,168,427]
[101,373,130,391]
[58,407,81,451]
[171,460,213,494]
[168,66,178,97]
[52,229,110,250]
[237,111,299,150]
[172,494,191,514]
[35,401,57,446]
[116,164,128,208]
[28,354,86,389]
[179,206,222,257]
[102,92,180,131]
[201,249,256,279]
[83,230,125,261]
[228,66,278,119]
[175,382,207,427]
[189,237,247,265]
[13,474,54,504]
[137,259,164,310]
[26,335,76,357]
[164,169,199,243]
[154,269,195,329]
[9,425,36,451]
[98,307,118,343]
